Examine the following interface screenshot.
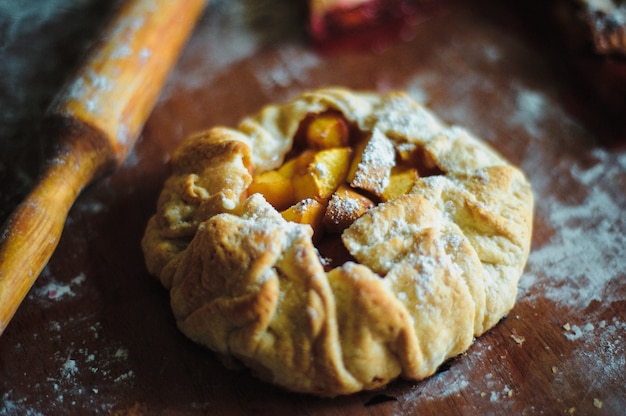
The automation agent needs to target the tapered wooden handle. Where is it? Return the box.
[0,0,208,335]
[0,124,104,334]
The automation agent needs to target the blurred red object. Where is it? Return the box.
[307,0,446,51]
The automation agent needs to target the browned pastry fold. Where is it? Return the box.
[142,88,534,396]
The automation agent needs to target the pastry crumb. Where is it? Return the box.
[563,322,571,331]
[593,398,603,409]
[510,329,525,345]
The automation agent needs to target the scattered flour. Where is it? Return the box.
[114,370,135,383]
[522,179,626,308]
[503,84,626,410]
[396,342,521,413]
[76,197,107,214]
[511,88,547,139]
[60,355,78,379]
[552,316,626,410]
[1,314,135,415]
[0,392,45,416]
[159,0,319,113]
[510,87,626,310]
[33,273,86,300]
[114,347,129,360]
[254,47,320,95]
[163,0,260,95]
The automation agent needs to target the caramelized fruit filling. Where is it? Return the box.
[247,111,443,270]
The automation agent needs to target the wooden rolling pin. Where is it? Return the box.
[0,0,209,335]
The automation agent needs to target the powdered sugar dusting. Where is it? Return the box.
[326,192,365,226]
[292,198,318,215]
[350,129,395,194]
[374,96,444,143]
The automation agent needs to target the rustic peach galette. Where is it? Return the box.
[142,88,533,396]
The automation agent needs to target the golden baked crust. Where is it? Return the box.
[142,88,534,396]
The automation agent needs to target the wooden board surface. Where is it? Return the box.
[1,1,625,414]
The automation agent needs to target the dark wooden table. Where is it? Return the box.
[1,1,625,415]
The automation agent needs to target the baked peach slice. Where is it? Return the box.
[293,147,353,201]
[305,112,350,149]
[281,198,327,237]
[347,129,395,197]
[381,166,419,202]
[323,185,375,233]
[248,170,295,211]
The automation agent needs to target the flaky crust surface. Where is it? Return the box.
[142,88,533,396]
